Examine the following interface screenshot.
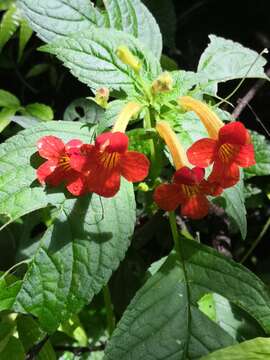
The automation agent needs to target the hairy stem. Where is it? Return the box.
[103,285,115,336]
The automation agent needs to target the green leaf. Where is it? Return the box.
[0,4,20,52]
[18,0,162,58]
[25,103,54,121]
[18,18,33,61]
[0,336,25,360]
[105,239,270,359]
[0,121,94,227]
[0,0,14,11]
[17,315,56,359]
[244,131,270,179]
[219,179,247,239]
[11,180,135,332]
[198,35,268,83]
[0,107,18,132]
[198,293,264,341]
[0,89,20,108]
[41,27,161,93]
[202,337,270,360]
[0,277,22,311]
[103,0,162,58]
[64,98,104,124]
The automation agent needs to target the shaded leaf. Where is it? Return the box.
[0,4,20,51]
[25,103,54,121]
[18,17,33,61]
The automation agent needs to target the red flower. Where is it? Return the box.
[154,166,222,219]
[72,132,150,197]
[36,136,88,196]
[187,122,256,188]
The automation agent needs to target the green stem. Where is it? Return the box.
[103,285,115,336]
[169,212,181,259]
[240,216,270,264]
[144,108,156,175]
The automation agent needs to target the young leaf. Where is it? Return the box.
[18,18,33,61]
[198,35,268,83]
[0,108,18,132]
[0,89,20,108]
[202,337,270,360]
[18,0,162,58]
[0,4,20,52]
[24,103,54,121]
[0,121,94,227]
[11,180,135,332]
[244,131,270,179]
[26,63,49,78]
[105,239,270,359]
[41,27,161,93]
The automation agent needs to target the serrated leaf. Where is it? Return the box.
[103,0,162,58]
[220,179,247,239]
[0,89,20,108]
[41,27,161,93]
[105,239,270,359]
[18,0,162,58]
[25,103,54,121]
[64,98,104,124]
[0,4,20,51]
[202,337,270,360]
[18,17,33,61]
[0,121,94,227]
[244,131,270,179]
[198,35,268,83]
[11,180,135,332]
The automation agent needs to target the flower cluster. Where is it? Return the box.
[36,96,256,220]
[153,97,256,219]
[36,131,150,197]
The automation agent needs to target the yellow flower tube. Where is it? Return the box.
[112,102,142,133]
[178,96,224,139]
[156,121,189,170]
[116,46,141,73]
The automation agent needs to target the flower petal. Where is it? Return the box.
[65,139,83,155]
[173,166,205,185]
[66,174,88,196]
[154,184,184,211]
[234,144,256,167]
[181,195,209,219]
[37,136,65,160]
[88,165,121,198]
[36,160,57,185]
[208,161,240,188]
[120,151,150,182]
[187,138,217,167]
[218,122,250,146]
[96,132,128,153]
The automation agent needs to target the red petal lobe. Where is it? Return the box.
[120,151,150,182]
[218,122,250,146]
[154,183,184,211]
[187,138,217,167]
[37,136,65,160]
[181,195,209,219]
[234,144,256,167]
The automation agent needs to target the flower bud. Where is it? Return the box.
[137,182,149,192]
[151,72,173,94]
[113,102,142,133]
[116,46,141,73]
[94,87,110,108]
